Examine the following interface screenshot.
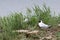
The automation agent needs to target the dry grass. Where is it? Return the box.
[12,26,60,40]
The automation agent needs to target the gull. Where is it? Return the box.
[38,20,51,29]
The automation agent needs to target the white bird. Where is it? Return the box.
[23,18,28,22]
[38,20,50,28]
[58,24,60,26]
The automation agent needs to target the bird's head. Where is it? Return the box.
[38,20,43,23]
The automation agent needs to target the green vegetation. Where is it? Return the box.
[0,5,60,40]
